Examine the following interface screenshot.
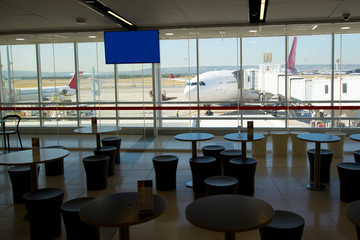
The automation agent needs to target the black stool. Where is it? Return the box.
[83,155,109,191]
[93,146,117,176]
[152,155,178,191]
[337,162,360,202]
[23,188,64,240]
[8,165,40,204]
[307,149,333,183]
[202,145,225,175]
[44,145,66,176]
[220,150,242,176]
[230,157,257,196]
[259,210,305,240]
[189,156,218,194]
[101,136,121,164]
[61,197,100,240]
[354,150,360,163]
[204,175,238,196]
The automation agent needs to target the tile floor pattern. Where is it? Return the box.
[0,133,359,239]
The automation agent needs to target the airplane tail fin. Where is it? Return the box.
[170,74,174,79]
[68,71,84,89]
[288,37,297,74]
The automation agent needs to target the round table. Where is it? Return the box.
[350,134,360,142]
[297,133,340,191]
[224,133,264,159]
[74,126,121,148]
[0,148,69,191]
[80,192,166,240]
[185,194,274,240]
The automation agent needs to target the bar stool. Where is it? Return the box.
[259,210,305,240]
[23,188,64,240]
[271,131,290,156]
[82,155,109,191]
[61,197,100,240]
[189,156,218,194]
[326,131,346,158]
[101,136,121,164]
[44,145,66,176]
[289,131,308,156]
[220,150,242,176]
[202,145,225,175]
[229,157,257,196]
[152,155,178,191]
[252,131,269,156]
[93,146,117,176]
[307,149,333,183]
[337,162,360,202]
[204,175,238,196]
[8,165,40,203]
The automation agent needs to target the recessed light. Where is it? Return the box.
[249,30,258,33]
[341,27,351,30]
[88,36,97,38]
[16,38,25,41]
[219,31,226,35]
[312,25,318,30]
[165,33,174,36]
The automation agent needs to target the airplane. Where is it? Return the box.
[5,71,83,102]
[170,37,298,116]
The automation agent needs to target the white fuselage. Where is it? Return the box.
[183,70,260,102]
[12,86,75,102]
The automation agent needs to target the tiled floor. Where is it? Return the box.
[0,133,359,239]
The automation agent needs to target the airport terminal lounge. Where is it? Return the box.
[1,0,360,239]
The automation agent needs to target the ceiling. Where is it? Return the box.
[0,0,360,43]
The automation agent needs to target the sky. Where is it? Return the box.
[1,34,359,74]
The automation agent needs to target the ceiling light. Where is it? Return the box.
[165,33,174,36]
[219,31,226,35]
[16,38,25,41]
[78,0,136,30]
[341,27,351,30]
[249,30,258,33]
[76,18,87,24]
[88,35,97,38]
[249,0,269,23]
[312,25,318,30]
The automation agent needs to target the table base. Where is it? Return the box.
[225,232,235,240]
[307,183,327,191]
[119,226,129,240]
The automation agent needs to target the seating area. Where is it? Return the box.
[0,133,359,239]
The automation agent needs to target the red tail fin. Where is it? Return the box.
[170,74,174,79]
[68,71,84,89]
[288,37,297,74]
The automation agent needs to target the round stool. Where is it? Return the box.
[354,150,360,163]
[202,145,225,175]
[337,162,360,203]
[220,150,242,176]
[24,188,64,240]
[229,157,257,196]
[101,136,121,164]
[82,155,109,191]
[252,131,269,156]
[61,197,100,240]
[152,155,178,191]
[326,131,346,158]
[44,145,66,176]
[204,175,238,196]
[271,131,290,156]
[8,165,40,204]
[93,146,117,176]
[307,149,333,183]
[290,131,308,156]
[189,156,218,194]
[259,210,305,240]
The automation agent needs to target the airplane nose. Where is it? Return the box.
[184,86,197,100]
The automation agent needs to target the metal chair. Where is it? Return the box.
[0,115,23,152]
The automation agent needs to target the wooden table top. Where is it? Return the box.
[297,133,340,143]
[0,148,69,166]
[74,126,121,135]
[185,194,274,233]
[174,133,214,142]
[80,192,167,227]
[224,133,264,142]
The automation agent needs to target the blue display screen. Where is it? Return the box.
[104,30,160,64]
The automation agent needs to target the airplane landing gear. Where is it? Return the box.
[205,110,213,116]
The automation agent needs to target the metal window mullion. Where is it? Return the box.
[196,37,200,127]
[114,64,119,127]
[74,42,80,127]
[331,33,335,128]
[35,43,43,126]
[284,35,288,129]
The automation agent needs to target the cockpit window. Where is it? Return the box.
[186,82,205,86]
[200,81,206,86]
